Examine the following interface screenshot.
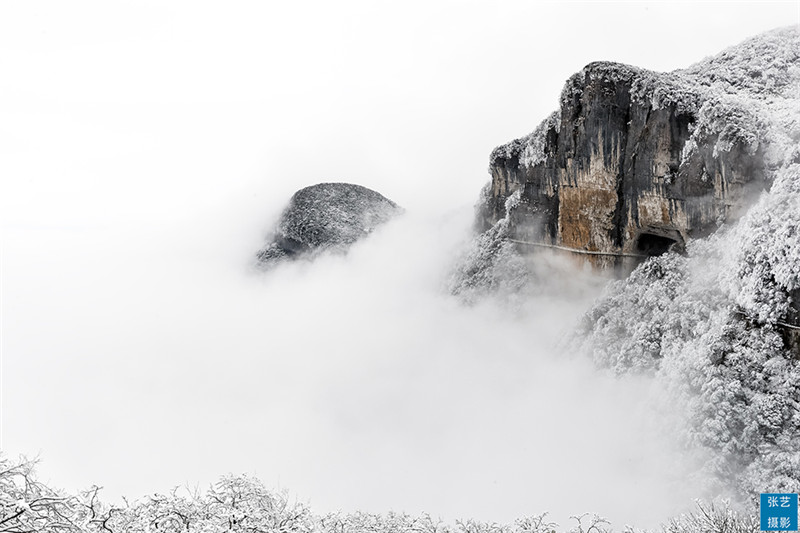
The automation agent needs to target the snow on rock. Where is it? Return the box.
[256,183,403,266]
[573,27,800,498]
[456,26,800,499]
[467,27,799,284]
[448,189,530,303]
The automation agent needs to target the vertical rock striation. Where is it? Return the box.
[460,26,800,499]
[482,59,769,268]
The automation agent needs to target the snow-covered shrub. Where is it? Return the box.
[449,190,530,302]
[575,27,800,498]
[0,455,769,533]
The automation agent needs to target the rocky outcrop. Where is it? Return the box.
[447,24,800,506]
[257,183,402,266]
[554,27,800,498]
[481,51,779,269]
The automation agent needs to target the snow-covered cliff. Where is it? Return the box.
[477,27,798,269]
[456,26,800,498]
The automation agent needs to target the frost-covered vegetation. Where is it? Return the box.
[256,183,403,265]
[457,26,800,499]
[489,112,561,169]
[448,189,530,302]
[0,455,759,533]
[488,26,798,181]
[577,163,800,497]
[575,26,800,497]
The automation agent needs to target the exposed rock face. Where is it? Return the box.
[482,59,772,268]
[257,183,403,265]
[520,27,800,499]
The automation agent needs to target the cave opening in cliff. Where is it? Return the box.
[636,233,678,257]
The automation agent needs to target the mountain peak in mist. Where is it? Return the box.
[256,182,403,266]
[453,25,800,499]
[477,26,799,271]
[454,25,798,291]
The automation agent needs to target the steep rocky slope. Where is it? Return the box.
[467,26,797,271]
[257,183,403,266]
[454,26,800,498]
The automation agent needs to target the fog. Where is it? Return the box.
[3,196,703,527]
[2,1,798,529]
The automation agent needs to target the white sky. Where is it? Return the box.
[2,1,799,529]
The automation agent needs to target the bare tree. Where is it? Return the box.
[0,455,83,533]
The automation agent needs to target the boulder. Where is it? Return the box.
[257,183,402,265]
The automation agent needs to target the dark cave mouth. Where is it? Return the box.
[636,232,680,256]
